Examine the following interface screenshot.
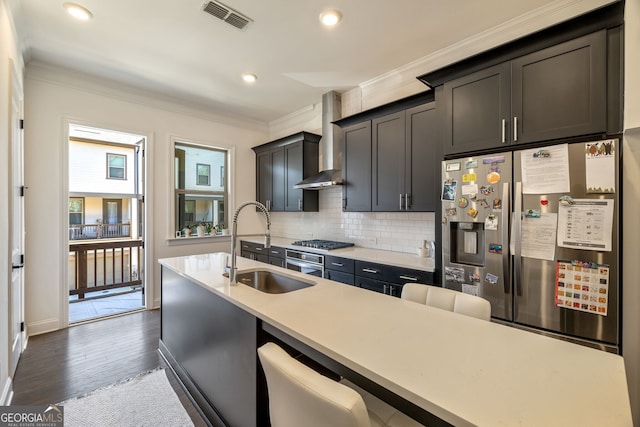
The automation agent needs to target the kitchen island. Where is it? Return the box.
[159,253,632,427]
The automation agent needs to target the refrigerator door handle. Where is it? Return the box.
[514,181,523,296]
[502,182,510,294]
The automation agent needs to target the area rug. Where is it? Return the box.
[59,368,194,427]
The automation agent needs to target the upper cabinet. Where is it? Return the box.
[342,121,372,212]
[337,92,437,213]
[371,103,437,212]
[252,132,320,212]
[442,30,607,155]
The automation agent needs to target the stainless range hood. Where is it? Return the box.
[294,91,343,189]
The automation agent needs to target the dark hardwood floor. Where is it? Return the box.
[11,309,208,426]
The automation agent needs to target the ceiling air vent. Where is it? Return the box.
[202,1,252,30]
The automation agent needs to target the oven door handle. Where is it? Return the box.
[286,258,323,270]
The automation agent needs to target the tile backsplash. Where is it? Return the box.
[269,186,435,254]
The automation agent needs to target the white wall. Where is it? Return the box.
[623,1,640,424]
[0,0,23,406]
[24,62,268,335]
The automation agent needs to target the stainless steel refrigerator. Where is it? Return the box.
[441,140,619,352]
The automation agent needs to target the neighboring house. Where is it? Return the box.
[68,138,140,240]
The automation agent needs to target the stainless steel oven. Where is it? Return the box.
[285,249,324,278]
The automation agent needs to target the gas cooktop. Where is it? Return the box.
[291,239,354,251]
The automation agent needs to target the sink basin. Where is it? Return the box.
[233,270,315,294]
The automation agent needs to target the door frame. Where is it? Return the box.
[61,119,154,327]
[8,58,25,381]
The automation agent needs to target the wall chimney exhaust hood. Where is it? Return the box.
[294,91,343,189]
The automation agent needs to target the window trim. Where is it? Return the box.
[106,153,127,180]
[172,139,230,239]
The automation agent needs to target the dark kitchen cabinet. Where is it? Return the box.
[256,148,285,212]
[340,94,437,213]
[405,103,437,211]
[267,246,286,268]
[342,121,372,212]
[511,30,606,145]
[253,132,320,212]
[442,30,607,155]
[240,241,269,263]
[442,63,511,155]
[324,255,355,285]
[354,260,433,298]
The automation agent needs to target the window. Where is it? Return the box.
[196,163,210,186]
[107,153,126,179]
[69,197,84,225]
[174,142,228,234]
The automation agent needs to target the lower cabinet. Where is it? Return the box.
[324,255,355,285]
[160,266,267,427]
[355,260,433,298]
[267,246,286,268]
[240,241,269,263]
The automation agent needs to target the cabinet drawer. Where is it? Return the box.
[355,260,391,281]
[355,276,388,294]
[268,257,285,268]
[388,267,433,286]
[267,246,285,259]
[240,241,265,253]
[325,270,355,286]
[324,255,354,274]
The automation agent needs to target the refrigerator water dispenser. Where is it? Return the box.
[450,222,485,267]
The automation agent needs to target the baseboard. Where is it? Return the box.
[1,377,13,405]
[27,318,60,336]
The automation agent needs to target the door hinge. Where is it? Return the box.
[19,119,24,129]
[141,241,145,249]
[141,195,145,203]
[20,254,24,265]
[19,186,26,197]
[20,322,24,332]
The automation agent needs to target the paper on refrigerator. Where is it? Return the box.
[521,213,558,261]
[557,199,614,251]
[520,144,571,194]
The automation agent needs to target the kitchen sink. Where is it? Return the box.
[232,270,315,294]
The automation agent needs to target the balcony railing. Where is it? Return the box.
[69,223,131,240]
[69,239,142,300]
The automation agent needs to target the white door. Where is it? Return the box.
[9,62,24,377]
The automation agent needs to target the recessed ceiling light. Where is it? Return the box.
[242,73,257,83]
[63,3,93,21]
[319,9,342,27]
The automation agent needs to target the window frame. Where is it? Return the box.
[172,139,230,238]
[106,153,127,180]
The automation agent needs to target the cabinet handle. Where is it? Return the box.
[298,199,303,211]
[383,284,388,294]
[399,194,404,210]
[362,268,378,274]
[331,262,344,267]
[342,198,347,209]
[405,193,410,210]
[513,117,518,142]
[389,286,395,296]
[255,247,263,251]
[399,275,418,281]
[501,119,506,143]
[271,250,279,254]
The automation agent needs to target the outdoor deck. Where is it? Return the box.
[68,236,144,322]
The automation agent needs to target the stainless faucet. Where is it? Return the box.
[229,201,271,285]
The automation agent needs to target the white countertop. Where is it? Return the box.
[159,253,632,427]
[243,237,436,272]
